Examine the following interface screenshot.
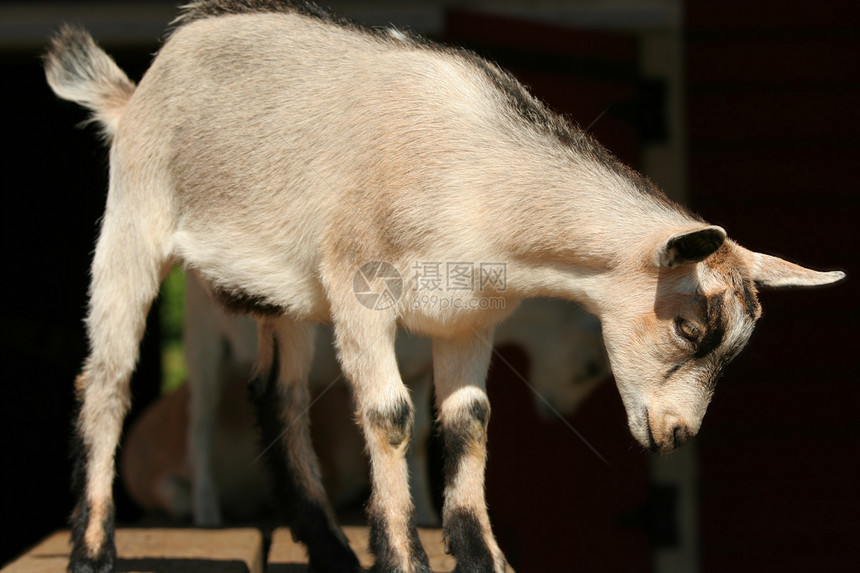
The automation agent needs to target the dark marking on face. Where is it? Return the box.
[367,398,413,448]
[723,337,748,365]
[644,410,660,454]
[248,336,360,572]
[740,278,761,319]
[703,360,725,392]
[664,360,687,380]
[705,243,761,320]
[694,295,725,359]
[442,397,491,487]
[444,508,496,570]
[212,285,285,317]
[368,507,430,573]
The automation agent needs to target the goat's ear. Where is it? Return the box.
[751,252,846,288]
[657,225,726,268]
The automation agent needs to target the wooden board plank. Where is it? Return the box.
[2,529,264,573]
[267,527,515,573]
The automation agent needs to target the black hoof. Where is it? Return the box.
[68,544,116,573]
[68,500,116,573]
[444,510,498,573]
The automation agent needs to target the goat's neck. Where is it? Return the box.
[489,148,697,314]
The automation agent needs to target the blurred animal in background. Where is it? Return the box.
[122,272,610,526]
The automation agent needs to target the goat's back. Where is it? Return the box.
[112,12,537,318]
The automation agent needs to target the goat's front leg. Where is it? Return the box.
[433,331,508,573]
[334,316,431,573]
[251,317,359,573]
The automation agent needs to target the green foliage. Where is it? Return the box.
[160,268,187,393]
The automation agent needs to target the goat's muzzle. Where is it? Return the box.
[645,409,694,454]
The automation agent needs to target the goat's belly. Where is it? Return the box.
[211,269,330,321]
[172,229,330,321]
[399,296,515,339]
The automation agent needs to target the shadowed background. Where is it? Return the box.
[1,1,856,572]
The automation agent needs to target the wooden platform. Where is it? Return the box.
[268,526,457,573]
[1,529,264,573]
[2,527,514,572]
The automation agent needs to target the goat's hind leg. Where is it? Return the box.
[250,317,360,573]
[70,219,168,573]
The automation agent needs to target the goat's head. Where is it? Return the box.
[597,225,844,454]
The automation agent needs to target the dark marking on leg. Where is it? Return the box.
[365,398,431,572]
[367,398,413,448]
[69,500,116,573]
[442,398,490,487]
[438,397,503,569]
[68,408,116,573]
[249,337,359,573]
[368,508,430,573]
[445,508,495,573]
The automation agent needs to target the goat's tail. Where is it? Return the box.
[44,25,136,141]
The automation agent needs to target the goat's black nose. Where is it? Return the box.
[672,425,692,449]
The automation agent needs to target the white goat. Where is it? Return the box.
[45,3,844,572]
[184,270,608,527]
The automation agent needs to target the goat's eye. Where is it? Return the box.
[675,317,701,343]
